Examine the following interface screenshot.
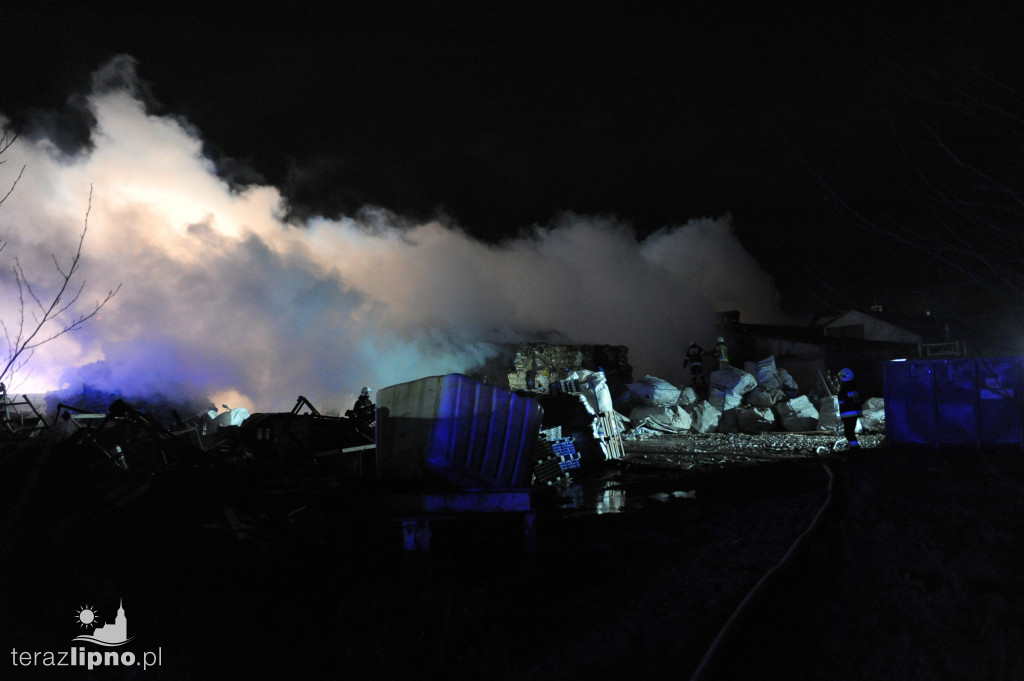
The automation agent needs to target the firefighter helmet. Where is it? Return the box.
[717,336,724,343]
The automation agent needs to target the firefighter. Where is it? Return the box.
[713,336,729,370]
[837,368,862,449]
[346,386,376,432]
[684,341,710,394]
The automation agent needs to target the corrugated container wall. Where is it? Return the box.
[375,374,544,489]
[883,358,1024,448]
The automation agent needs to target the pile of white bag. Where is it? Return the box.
[719,405,775,434]
[626,375,682,406]
[625,375,719,433]
[623,355,885,437]
[773,394,819,432]
[708,365,756,413]
[629,405,693,433]
[686,400,722,433]
[861,397,885,432]
[742,356,800,395]
[816,395,842,434]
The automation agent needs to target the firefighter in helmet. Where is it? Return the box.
[713,336,729,370]
[346,386,376,433]
[837,368,862,449]
[684,341,711,395]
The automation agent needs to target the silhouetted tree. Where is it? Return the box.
[810,22,1024,352]
[0,130,120,390]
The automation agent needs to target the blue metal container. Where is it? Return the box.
[883,358,1024,448]
[375,374,544,488]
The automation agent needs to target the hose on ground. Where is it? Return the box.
[689,463,835,681]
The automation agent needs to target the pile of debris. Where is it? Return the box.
[527,368,627,486]
[495,343,635,484]
[0,347,885,557]
[616,355,885,440]
[506,342,632,393]
[0,388,48,447]
[1,391,374,478]
[1,350,883,486]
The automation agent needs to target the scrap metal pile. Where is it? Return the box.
[3,394,373,477]
[0,389,48,447]
[0,376,554,553]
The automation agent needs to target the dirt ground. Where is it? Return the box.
[2,432,1023,680]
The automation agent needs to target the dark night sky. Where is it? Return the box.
[4,3,1022,315]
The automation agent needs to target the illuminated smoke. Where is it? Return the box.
[0,56,784,412]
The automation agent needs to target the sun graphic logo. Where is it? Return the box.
[75,605,97,628]
[72,599,134,646]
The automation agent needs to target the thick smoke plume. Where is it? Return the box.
[0,57,784,412]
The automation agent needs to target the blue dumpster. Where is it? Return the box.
[375,374,543,488]
[883,358,1024,448]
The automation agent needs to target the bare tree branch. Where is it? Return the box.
[0,132,121,390]
[797,39,1024,343]
[0,130,24,208]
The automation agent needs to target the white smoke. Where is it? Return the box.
[0,57,785,412]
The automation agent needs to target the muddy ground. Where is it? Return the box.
[2,433,1023,680]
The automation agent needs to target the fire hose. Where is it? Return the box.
[688,464,836,681]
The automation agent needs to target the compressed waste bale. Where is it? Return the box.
[507,342,632,392]
[860,396,885,433]
[683,400,721,433]
[709,365,757,396]
[678,386,698,405]
[709,387,743,413]
[817,395,842,433]
[774,395,820,432]
[736,406,776,434]
[752,356,783,390]
[778,368,799,394]
[629,405,692,433]
[576,369,615,415]
[717,408,741,433]
[627,375,681,405]
[746,386,784,409]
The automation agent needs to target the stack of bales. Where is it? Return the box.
[625,375,695,434]
[691,356,823,434]
[621,356,885,437]
[739,356,820,432]
[624,375,723,434]
[709,365,775,434]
